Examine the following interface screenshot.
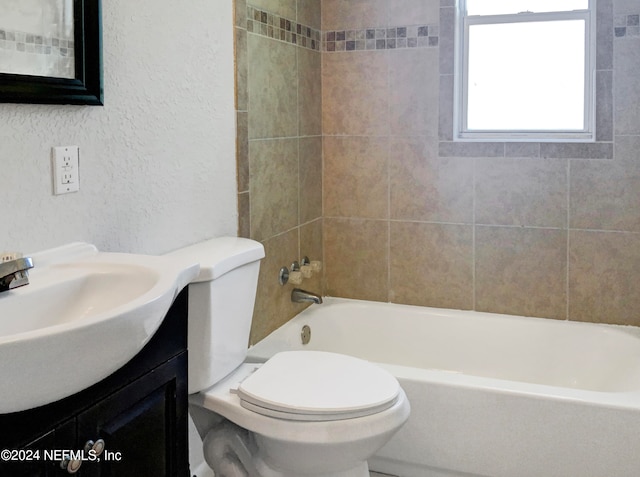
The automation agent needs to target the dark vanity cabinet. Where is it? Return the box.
[0,288,190,477]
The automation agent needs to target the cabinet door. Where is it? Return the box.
[77,353,188,477]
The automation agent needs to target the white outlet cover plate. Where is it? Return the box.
[52,146,80,195]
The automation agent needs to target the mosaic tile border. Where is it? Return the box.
[0,29,74,57]
[323,25,439,52]
[247,5,321,51]
[614,13,640,37]
[244,5,439,53]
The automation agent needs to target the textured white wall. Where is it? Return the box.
[0,0,237,255]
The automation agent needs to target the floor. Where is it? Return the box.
[370,472,397,477]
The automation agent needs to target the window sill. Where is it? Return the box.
[438,140,613,159]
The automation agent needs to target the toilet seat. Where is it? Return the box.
[236,351,400,421]
[192,357,410,446]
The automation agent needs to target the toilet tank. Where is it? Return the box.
[166,237,265,393]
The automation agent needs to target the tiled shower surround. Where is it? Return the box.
[236,0,640,343]
[235,0,323,343]
[0,29,75,78]
[0,30,74,55]
[323,24,439,51]
[246,5,321,50]
[245,4,439,52]
[615,13,640,35]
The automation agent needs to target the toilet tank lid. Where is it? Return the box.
[166,237,264,282]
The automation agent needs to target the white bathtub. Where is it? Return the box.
[247,298,640,477]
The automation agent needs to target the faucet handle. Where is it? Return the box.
[0,257,34,291]
[289,271,304,285]
[300,264,313,278]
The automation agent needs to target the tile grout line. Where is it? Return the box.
[566,159,571,321]
[472,157,477,311]
[295,0,301,263]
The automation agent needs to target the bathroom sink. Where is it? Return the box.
[0,243,199,414]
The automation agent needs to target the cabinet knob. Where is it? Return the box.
[84,438,106,457]
[59,455,82,474]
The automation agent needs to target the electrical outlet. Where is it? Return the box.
[52,146,80,195]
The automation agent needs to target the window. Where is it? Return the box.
[455,0,595,141]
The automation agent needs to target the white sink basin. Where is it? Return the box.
[0,243,199,414]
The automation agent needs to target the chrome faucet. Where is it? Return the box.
[0,257,34,292]
[291,288,323,305]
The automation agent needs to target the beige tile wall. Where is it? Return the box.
[320,0,640,326]
[238,0,640,339]
[235,0,323,344]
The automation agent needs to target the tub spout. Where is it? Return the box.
[291,288,323,304]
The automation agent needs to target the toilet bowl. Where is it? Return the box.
[167,238,410,477]
[192,351,410,477]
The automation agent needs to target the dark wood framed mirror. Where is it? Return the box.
[0,0,103,105]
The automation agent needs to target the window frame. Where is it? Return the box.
[454,0,596,142]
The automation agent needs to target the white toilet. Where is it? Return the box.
[168,237,410,477]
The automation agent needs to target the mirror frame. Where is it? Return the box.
[0,0,103,105]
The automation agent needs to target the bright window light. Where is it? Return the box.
[467,20,586,131]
